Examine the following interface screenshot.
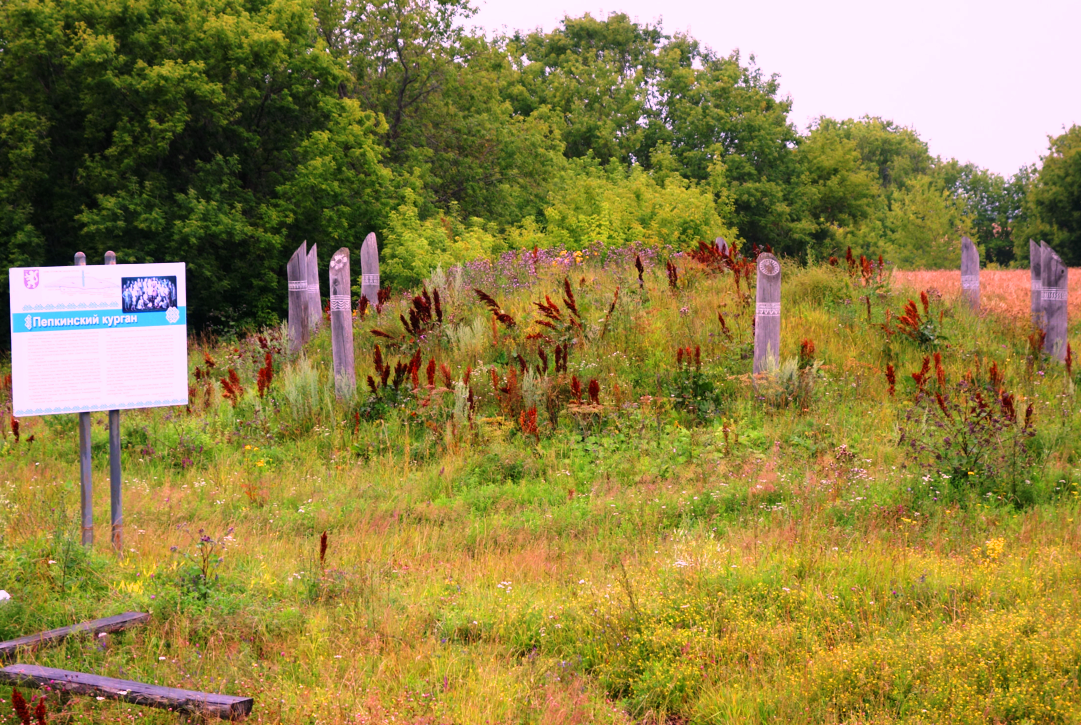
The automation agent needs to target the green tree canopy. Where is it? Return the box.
[0,0,390,334]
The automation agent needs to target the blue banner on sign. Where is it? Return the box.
[11,307,186,333]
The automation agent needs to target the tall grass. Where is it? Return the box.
[0,250,1077,723]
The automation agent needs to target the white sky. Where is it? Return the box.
[471,0,1081,177]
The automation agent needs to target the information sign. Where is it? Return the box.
[9,263,187,416]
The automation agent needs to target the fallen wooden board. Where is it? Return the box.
[0,612,150,661]
[0,664,253,720]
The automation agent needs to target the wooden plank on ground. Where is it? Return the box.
[0,664,253,720]
[0,612,150,661]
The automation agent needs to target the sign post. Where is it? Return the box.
[1030,239,1043,327]
[9,259,188,548]
[715,237,728,256]
[753,253,782,375]
[104,251,122,554]
[74,252,93,546]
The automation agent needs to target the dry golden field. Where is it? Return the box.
[893,268,1081,320]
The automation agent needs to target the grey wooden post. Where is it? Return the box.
[1030,240,1043,327]
[287,242,309,352]
[306,243,321,332]
[74,252,93,546]
[104,251,122,554]
[715,237,729,256]
[960,236,979,311]
[1042,248,1068,361]
[753,253,781,375]
[360,232,380,307]
[329,248,355,398]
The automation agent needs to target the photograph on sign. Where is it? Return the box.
[9,263,188,417]
[122,276,178,313]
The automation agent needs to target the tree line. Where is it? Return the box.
[0,0,1078,336]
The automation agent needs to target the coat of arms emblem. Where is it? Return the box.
[23,270,39,289]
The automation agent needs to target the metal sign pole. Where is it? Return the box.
[74,252,93,547]
[104,251,122,554]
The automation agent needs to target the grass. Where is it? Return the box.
[0,248,1079,724]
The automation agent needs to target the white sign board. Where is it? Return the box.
[9,263,187,416]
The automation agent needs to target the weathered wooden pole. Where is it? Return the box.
[74,252,93,546]
[306,243,322,332]
[287,242,309,353]
[1030,239,1043,326]
[753,253,782,375]
[360,232,380,308]
[329,248,355,398]
[1042,248,1068,361]
[715,237,729,256]
[960,236,979,311]
[104,251,122,554]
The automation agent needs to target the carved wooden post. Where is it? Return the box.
[715,237,729,256]
[1042,248,1068,361]
[960,236,979,311]
[306,243,321,332]
[360,232,380,308]
[287,242,309,352]
[75,252,93,546]
[329,248,355,397]
[104,250,122,554]
[753,253,781,375]
[1030,240,1043,327]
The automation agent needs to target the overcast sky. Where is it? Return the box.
[471,0,1080,177]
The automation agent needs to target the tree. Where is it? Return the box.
[0,0,391,337]
[934,160,1027,266]
[1015,125,1081,265]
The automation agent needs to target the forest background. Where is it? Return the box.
[0,0,1079,337]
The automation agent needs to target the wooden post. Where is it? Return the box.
[360,232,380,308]
[74,252,92,546]
[306,243,322,332]
[329,248,355,397]
[104,251,122,554]
[960,236,979,311]
[1042,248,1068,361]
[753,253,781,375]
[1030,239,1043,327]
[715,237,728,256]
[287,242,309,353]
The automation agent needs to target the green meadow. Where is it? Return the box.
[1,249,1079,724]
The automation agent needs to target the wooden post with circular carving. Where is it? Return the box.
[329,248,355,397]
[753,253,781,375]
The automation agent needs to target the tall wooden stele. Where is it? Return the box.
[960,236,980,310]
[74,252,93,546]
[329,248,355,398]
[287,242,310,353]
[1042,248,1068,361]
[753,253,782,375]
[715,237,729,256]
[360,232,380,308]
[306,243,322,332]
[1030,239,1043,326]
[104,251,122,554]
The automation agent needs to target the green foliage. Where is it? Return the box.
[0,0,390,337]
[1015,124,1081,265]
